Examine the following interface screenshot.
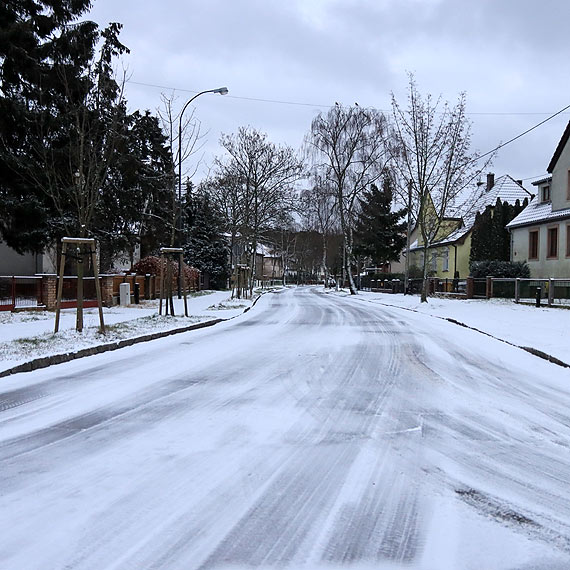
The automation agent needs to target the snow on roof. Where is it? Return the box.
[435,175,534,245]
[507,200,570,229]
[476,174,534,207]
[256,243,281,257]
[531,176,552,186]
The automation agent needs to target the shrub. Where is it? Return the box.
[132,256,201,289]
[469,260,530,278]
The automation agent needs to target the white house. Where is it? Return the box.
[508,121,570,278]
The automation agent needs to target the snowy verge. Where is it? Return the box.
[327,288,570,368]
[0,290,259,375]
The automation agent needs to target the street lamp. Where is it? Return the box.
[176,86,228,296]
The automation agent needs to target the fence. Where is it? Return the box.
[0,271,201,312]
[0,276,43,311]
[358,274,570,306]
[496,278,570,306]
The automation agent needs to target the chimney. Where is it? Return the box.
[486,173,495,191]
[516,179,523,186]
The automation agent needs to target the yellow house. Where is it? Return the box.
[410,174,534,278]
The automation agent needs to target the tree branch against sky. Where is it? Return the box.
[391,75,494,302]
[214,127,304,292]
[307,104,393,294]
[299,175,339,285]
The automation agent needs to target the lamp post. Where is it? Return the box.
[175,86,228,296]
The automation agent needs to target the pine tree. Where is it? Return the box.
[183,190,230,289]
[470,197,530,266]
[0,0,93,252]
[353,176,407,267]
[469,205,494,263]
[0,2,134,255]
[94,110,173,269]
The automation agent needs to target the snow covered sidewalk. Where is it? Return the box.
[336,289,570,367]
[0,290,253,374]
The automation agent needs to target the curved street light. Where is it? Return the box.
[176,86,228,296]
[177,87,229,225]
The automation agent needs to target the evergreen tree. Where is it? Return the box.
[182,190,230,289]
[353,177,407,268]
[94,110,173,269]
[470,205,495,263]
[0,0,94,252]
[470,197,529,265]
[0,2,134,255]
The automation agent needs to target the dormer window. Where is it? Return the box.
[542,185,551,203]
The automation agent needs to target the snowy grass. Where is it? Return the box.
[0,289,260,372]
[329,288,570,366]
[0,313,203,368]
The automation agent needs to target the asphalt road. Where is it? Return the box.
[1,287,570,570]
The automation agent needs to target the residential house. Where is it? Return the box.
[410,174,534,278]
[0,241,56,275]
[507,121,570,278]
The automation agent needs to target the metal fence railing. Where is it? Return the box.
[0,276,43,311]
[362,275,570,307]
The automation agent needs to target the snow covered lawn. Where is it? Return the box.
[0,290,254,373]
[329,289,570,366]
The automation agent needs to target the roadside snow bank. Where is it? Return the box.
[0,290,254,372]
[332,289,570,366]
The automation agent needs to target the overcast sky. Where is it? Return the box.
[88,0,570,188]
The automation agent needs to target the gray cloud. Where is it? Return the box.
[88,0,570,182]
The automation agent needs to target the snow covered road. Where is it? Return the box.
[1,286,570,570]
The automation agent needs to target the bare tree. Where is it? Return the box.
[214,127,304,293]
[157,92,207,245]
[202,173,244,270]
[29,23,129,242]
[391,75,493,302]
[299,176,339,286]
[307,104,392,294]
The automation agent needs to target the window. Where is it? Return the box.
[431,251,437,272]
[567,224,570,257]
[542,185,551,203]
[442,247,449,271]
[529,230,539,260]
[567,170,570,201]
[547,226,558,259]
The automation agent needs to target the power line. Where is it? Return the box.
[127,78,570,167]
[127,79,570,117]
[469,102,570,165]
[128,80,333,109]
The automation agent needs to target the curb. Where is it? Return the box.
[0,318,224,379]
[0,291,271,379]
[345,294,570,370]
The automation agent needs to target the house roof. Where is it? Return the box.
[439,174,534,245]
[547,120,570,173]
[507,200,570,229]
[410,174,533,250]
[531,176,552,186]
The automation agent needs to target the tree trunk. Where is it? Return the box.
[421,243,429,303]
[322,233,328,288]
[344,233,357,295]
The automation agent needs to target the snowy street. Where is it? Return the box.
[1,286,570,569]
